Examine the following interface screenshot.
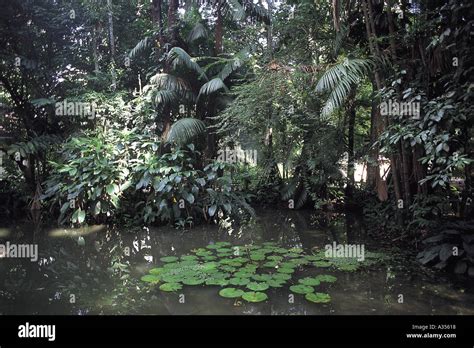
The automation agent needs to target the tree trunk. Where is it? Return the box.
[345,89,356,202]
[107,0,116,90]
[152,0,164,45]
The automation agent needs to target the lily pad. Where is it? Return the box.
[141,274,160,283]
[305,292,331,303]
[180,255,198,261]
[272,273,292,281]
[159,282,182,292]
[219,287,245,298]
[205,278,229,286]
[242,291,268,303]
[246,282,269,291]
[290,284,314,294]
[250,253,266,261]
[182,278,205,285]
[315,274,337,283]
[267,279,285,288]
[148,268,165,275]
[277,267,295,274]
[251,274,272,282]
[313,261,332,268]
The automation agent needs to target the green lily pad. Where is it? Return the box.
[267,279,285,288]
[161,274,183,283]
[148,268,165,275]
[267,255,283,262]
[205,278,229,286]
[219,287,245,298]
[262,261,279,268]
[305,292,331,303]
[159,282,182,292]
[234,271,253,278]
[250,253,266,261]
[242,291,268,303]
[313,261,332,268]
[272,273,292,281]
[298,277,321,286]
[180,255,198,261]
[182,278,205,285]
[141,274,160,283]
[315,274,337,283]
[246,282,269,291]
[206,244,221,249]
[277,267,295,274]
[290,284,314,294]
[337,264,359,271]
[252,274,272,282]
[160,256,178,263]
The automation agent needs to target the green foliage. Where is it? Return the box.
[417,220,474,276]
[42,129,141,225]
[140,242,387,304]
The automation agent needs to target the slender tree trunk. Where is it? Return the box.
[332,0,340,32]
[107,0,116,90]
[345,90,356,202]
[152,0,164,45]
[167,0,179,44]
[92,23,100,73]
[266,0,274,59]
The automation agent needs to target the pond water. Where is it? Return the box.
[0,210,473,315]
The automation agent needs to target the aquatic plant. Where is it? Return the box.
[140,242,386,304]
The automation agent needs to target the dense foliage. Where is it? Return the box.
[0,0,472,276]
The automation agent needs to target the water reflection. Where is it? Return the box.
[0,210,473,315]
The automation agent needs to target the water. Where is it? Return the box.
[0,210,472,315]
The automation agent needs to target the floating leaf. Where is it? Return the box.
[277,267,295,274]
[242,291,268,303]
[305,292,331,303]
[149,268,165,275]
[159,283,182,292]
[182,278,205,285]
[315,275,337,283]
[219,287,245,298]
[205,278,229,286]
[313,261,332,268]
[246,282,269,291]
[290,284,314,294]
[141,274,160,283]
[267,279,285,288]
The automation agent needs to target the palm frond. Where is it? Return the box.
[167,118,207,145]
[167,47,208,80]
[150,73,192,94]
[316,58,373,116]
[198,77,229,99]
[187,22,209,43]
[153,90,179,107]
[129,36,153,59]
[224,0,246,21]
